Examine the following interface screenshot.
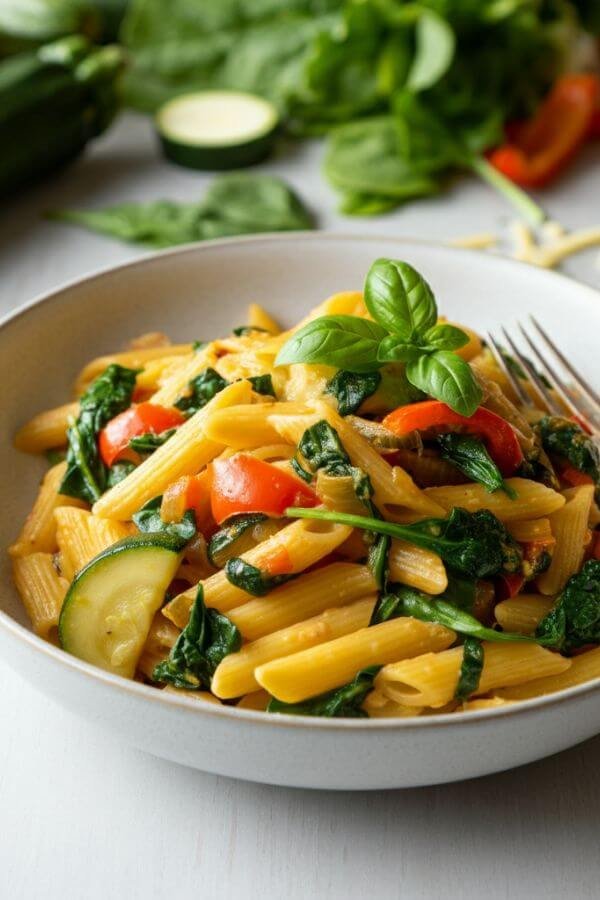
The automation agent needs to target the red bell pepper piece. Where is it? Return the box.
[210,454,319,525]
[560,465,594,488]
[382,400,523,476]
[99,402,185,466]
[489,74,600,187]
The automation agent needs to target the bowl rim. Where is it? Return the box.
[2,230,599,730]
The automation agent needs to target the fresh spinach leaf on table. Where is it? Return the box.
[59,363,138,503]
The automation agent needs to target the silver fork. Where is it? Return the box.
[486,317,600,436]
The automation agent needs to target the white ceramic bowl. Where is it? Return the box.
[1,234,599,790]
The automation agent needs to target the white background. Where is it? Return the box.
[1,114,600,900]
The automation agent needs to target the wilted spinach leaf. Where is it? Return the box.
[248,374,276,397]
[536,560,600,653]
[455,637,484,700]
[267,666,380,717]
[208,513,268,567]
[537,416,600,496]
[325,370,381,415]
[59,364,138,503]
[224,558,295,596]
[153,585,241,689]
[438,433,515,497]
[175,367,229,415]
[132,496,196,546]
[129,428,176,454]
[106,460,136,488]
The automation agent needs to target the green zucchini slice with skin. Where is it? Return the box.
[156,90,279,171]
[59,533,184,679]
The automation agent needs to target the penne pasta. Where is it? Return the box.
[212,597,375,698]
[377,642,571,708]
[137,612,180,680]
[362,688,423,718]
[9,462,86,557]
[388,540,447,595]
[55,507,132,581]
[425,478,565,521]
[93,380,251,520]
[14,402,79,453]
[12,552,68,639]
[149,343,218,407]
[537,485,594,595]
[74,344,193,395]
[204,402,309,449]
[494,595,555,635]
[247,303,281,335]
[495,647,600,700]
[255,617,455,703]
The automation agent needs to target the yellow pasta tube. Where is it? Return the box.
[74,344,193,394]
[164,519,353,627]
[247,303,281,334]
[212,597,375,698]
[132,354,190,394]
[425,478,565,521]
[149,343,218,407]
[55,507,132,581]
[460,697,513,713]
[255,618,455,703]
[362,688,424,718]
[494,595,554,635]
[507,518,553,543]
[204,402,309,449]
[93,380,251,520]
[14,402,79,453]
[377,642,571,708]
[9,462,86,557]
[236,690,271,711]
[12,552,68,640]
[226,562,376,641]
[537,485,594,595]
[137,612,180,679]
[388,540,448,595]
[496,647,600,700]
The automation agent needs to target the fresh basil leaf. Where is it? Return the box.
[275,315,386,373]
[324,370,381,415]
[59,364,138,503]
[153,585,241,689]
[208,514,268,568]
[406,350,482,417]
[455,637,484,700]
[175,367,229,415]
[248,374,276,397]
[376,335,421,363]
[422,323,469,351]
[364,258,437,338]
[132,496,196,546]
[267,666,380,718]
[224,558,295,596]
[438,433,514,497]
[128,428,176,454]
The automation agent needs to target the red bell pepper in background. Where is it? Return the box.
[210,454,319,524]
[589,108,600,138]
[382,400,523,476]
[489,74,600,187]
[99,402,185,466]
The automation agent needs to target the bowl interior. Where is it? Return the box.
[1,233,598,633]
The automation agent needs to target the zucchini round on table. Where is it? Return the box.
[156,90,280,170]
[59,533,183,679]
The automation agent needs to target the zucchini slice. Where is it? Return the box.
[59,534,183,679]
[156,90,279,170]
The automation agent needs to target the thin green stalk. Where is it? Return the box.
[470,155,547,229]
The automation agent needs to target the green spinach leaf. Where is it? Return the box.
[325,370,381,415]
[132,496,197,545]
[153,585,241,689]
[538,416,600,496]
[59,363,138,503]
[455,636,484,700]
[224,558,295,596]
[248,374,276,397]
[438,433,515,497]
[208,513,268,568]
[106,460,136,488]
[128,428,176,454]
[175,367,229,415]
[267,666,380,717]
[536,560,600,653]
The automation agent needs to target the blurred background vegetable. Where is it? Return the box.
[0,0,128,54]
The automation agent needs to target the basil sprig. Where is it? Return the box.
[276,258,482,416]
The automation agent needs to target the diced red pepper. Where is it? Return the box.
[382,400,523,476]
[489,74,600,187]
[99,402,184,467]
[560,465,594,488]
[262,547,295,577]
[495,573,526,601]
[210,454,319,525]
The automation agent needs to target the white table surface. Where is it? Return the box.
[1,114,600,900]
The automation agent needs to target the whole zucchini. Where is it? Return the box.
[0,35,124,197]
[0,1,129,55]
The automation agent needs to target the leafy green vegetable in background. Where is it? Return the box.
[0,0,128,55]
[438,433,516,497]
[50,173,314,247]
[59,363,137,503]
[153,585,241,689]
[224,557,295,596]
[267,666,380,717]
[277,258,482,417]
[132,496,197,545]
[286,505,523,580]
[536,560,600,653]
[537,416,600,496]
[175,367,228,415]
[455,636,484,700]
[119,0,592,221]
